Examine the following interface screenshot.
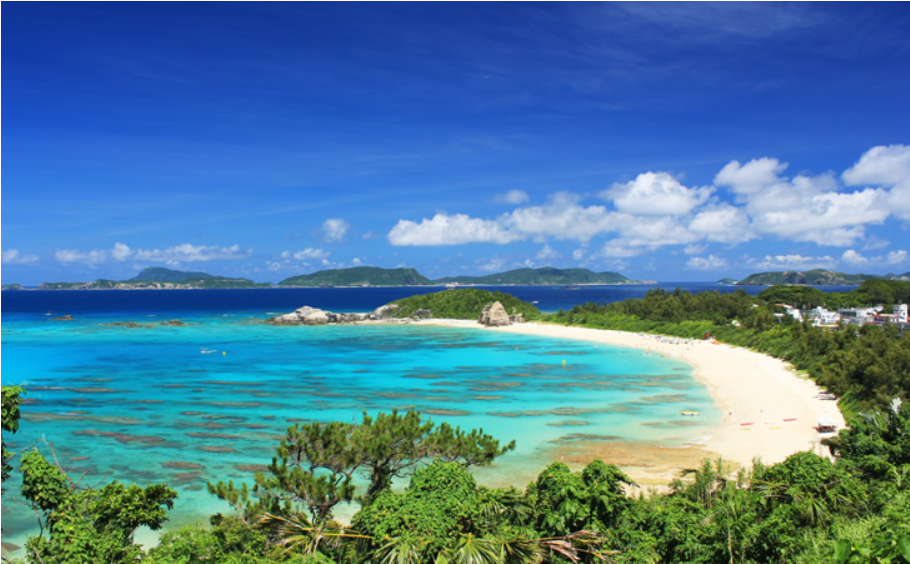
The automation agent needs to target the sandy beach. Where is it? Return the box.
[417,319,846,486]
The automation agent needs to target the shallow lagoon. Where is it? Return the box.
[1,307,720,549]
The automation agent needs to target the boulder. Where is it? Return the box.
[373,304,399,319]
[302,310,328,325]
[478,301,511,327]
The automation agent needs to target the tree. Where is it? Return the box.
[19,447,178,564]
[2,385,25,489]
[208,410,515,538]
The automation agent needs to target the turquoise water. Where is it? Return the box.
[1,312,720,548]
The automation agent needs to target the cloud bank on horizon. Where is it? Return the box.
[6,144,909,282]
[2,3,909,284]
[388,144,910,269]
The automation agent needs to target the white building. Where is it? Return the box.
[838,306,882,326]
[806,306,840,327]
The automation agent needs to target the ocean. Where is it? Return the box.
[0,283,852,550]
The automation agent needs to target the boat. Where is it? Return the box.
[201,348,218,354]
[680,411,700,416]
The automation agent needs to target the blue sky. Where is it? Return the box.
[3,2,910,285]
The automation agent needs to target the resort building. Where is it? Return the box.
[837,306,883,326]
[806,307,840,327]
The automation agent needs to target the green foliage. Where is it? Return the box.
[279,267,431,287]
[525,459,632,536]
[2,384,24,486]
[209,410,515,529]
[20,448,177,564]
[386,288,541,320]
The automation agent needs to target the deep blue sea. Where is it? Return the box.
[0,284,854,552]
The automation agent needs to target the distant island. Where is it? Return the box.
[278,267,432,287]
[22,265,637,290]
[737,269,879,286]
[18,265,910,290]
[433,266,631,286]
[277,266,633,287]
[37,267,270,290]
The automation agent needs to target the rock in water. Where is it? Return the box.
[479,301,512,327]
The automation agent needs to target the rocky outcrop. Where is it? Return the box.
[478,301,512,326]
[267,305,401,325]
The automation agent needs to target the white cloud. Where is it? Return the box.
[352,257,363,266]
[603,172,712,216]
[842,145,910,187]
[535,244,561,261]
[388,213,521,246]
[134,244,252,263]
[572,248,586,261]
[480,256,507,272]
[684,244,707,255]
[686,254,729,270]
[840,249,868,266]
[494,190,530,204]
[688,204,754,244]
[887,250,908,265]
[505,192,614,242]
[55,249,107,265]
[290,247,329,260]
[715,157,787,196]
[2,249,39,265]
[747,254,837,270]
[321,218,350,243]
[111,242,132,261]
[600,240,645,258]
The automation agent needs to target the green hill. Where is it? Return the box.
[279,267,432,287]
[1,284,25,291]
[736,269,875,286]
[434,267,630,285]
[128,267,216,282]
[38,269,266,290]
[383,288,541,320]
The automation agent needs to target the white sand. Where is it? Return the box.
[416,319,845,471]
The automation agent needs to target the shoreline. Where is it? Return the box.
[415,319,846,484]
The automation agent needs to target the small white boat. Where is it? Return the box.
[201,348,218,354]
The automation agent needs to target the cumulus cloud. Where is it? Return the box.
[840,249,868,265]
[843,145,910,187]
[388,213,521,246]
[494,190,530,204]
[684,244,707,255]
[135,244,251,263]
[111,242,132,261]
[55,249,107,265]
[603,172,712,216]
[843,145,910,220]
[747,254,837,270]
[286,247,329,260]
[2,249,40,265]
[887,250,908,265]
[686,254,729,270]
[688,204,754,244]
[535,245,561,261]
[505,192,614,242]
[572,248,587,261]
[715,157,787,196]
[321,219,350,243]
[716,155,889,246]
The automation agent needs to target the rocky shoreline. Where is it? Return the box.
[266,301,525,327]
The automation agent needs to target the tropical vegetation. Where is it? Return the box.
[385,288,542,320]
